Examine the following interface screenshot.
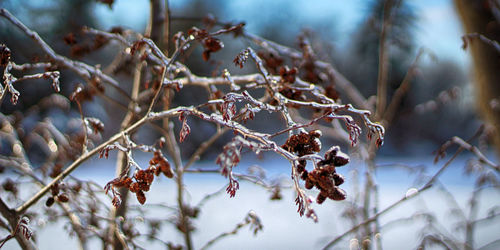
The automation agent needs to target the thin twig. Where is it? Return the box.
[0,8,132,101]
[323,147,463,249]
[462,33,500,53]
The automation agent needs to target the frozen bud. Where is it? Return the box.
[297,161,306,173]
[46,197,55,207]
[333,173,345,186]
[319,146,341,166]
[333,150,350,167]
[57,193,69,202]
[324,146,339,160]
[313,137,322,152]
[305,178,314,189]
[330,186,346,201]
[309,130,322,138]
[300,170,308,180]
[316,192,327,204]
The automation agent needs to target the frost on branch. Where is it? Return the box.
[281,130,322,157]
[216,138,242,197]
[222,94,237,122]
[1,44,60,105]
[216,136,267,197]
[102,138,173,207]
[84,117,104,134]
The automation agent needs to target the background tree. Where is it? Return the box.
[454,0,500,156]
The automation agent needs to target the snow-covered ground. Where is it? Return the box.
[3,153,499,249]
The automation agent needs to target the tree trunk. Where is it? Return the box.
[454,0,500,156]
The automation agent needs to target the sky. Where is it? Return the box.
[94,0,470,67]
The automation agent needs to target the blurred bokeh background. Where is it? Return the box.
[0,0,485,156]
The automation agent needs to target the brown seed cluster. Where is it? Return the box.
[45,182,70,207]
[257,50,283,74]
[283,131,349,204]
[282,130,322,157]
[324,84,340,101]
[187,27,224,61]
[279,66,298,83]
[104,151,173,207]
[301,146,349,203]
[150,151,174,178]
[278,86,306,106]
[63,31,110,58]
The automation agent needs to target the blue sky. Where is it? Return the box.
[94,0,470,67]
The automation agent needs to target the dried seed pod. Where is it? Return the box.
[333,173,345,186]
[144,170,154,185]
[333,151,350,167]
[309,130,322,138]
[282,131,322,156]
[136,191,146,205]
[129,182,140,193]
[297,160,307,173]
[300,170,308,181]
[46,197,55,207]
[57,193,69,202]
[72,182,82,193]
[319,146,350,167]
[305,178,314,189]
[138,182,150,192]
[330,186,346,201]
[116,177,133,188]
[322,146,339,163]
[324,165,336,174]
[50,183,60,196]
[160,162,174,178]
[316,192,327,204]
